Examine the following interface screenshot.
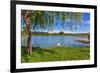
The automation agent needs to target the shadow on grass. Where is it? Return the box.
[32,47,56,54]
[21,46,56,55]
[80,49,90,52]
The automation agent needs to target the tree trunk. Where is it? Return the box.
[26,23,32,54]
[22,10,32,54]
[25,15,32,55]
[27,30,32,54]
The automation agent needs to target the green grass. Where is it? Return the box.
[21,46,90,63]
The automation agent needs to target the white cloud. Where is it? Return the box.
[72,25,81,28]
[82,20,90,24]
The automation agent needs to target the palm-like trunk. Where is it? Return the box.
[26,24,32,54]
[22,11,32,54]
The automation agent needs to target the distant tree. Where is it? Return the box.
[59,31,64,35]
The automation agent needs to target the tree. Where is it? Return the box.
[21,10,48,54]
[21,10,32,54]
[59,31,64,35]
[21,10,83,55]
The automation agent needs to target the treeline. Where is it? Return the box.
[21,31,90,38]
[32,31,90,37]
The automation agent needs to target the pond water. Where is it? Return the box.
[21,36,89,48]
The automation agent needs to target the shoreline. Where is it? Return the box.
[75,40,90,44]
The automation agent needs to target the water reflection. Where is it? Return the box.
[21,36,89,48]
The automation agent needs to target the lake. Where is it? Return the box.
[21,36,89,48]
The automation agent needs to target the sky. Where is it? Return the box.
[21,12,90,33]
[49,13,90,33]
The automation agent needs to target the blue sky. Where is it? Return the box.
[21,12,90,33]
[51,13,90,33]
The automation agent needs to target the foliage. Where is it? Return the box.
[59,31,64,35]
[21,10,83,32]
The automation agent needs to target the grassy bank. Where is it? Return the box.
[21,46,90,63]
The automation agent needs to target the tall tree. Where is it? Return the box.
[21,10,33,54]
[21,10,48,54]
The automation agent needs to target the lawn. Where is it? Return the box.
[21,46,90,63]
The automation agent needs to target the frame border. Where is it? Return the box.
[10,0,97,72]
